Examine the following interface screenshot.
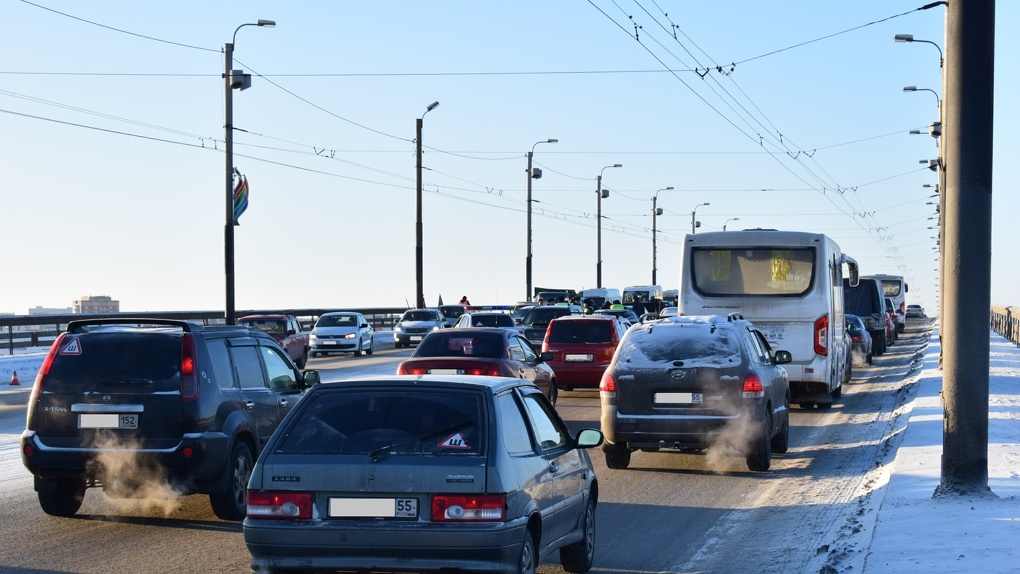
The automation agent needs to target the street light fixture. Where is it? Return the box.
[596,164,622,288]
[651,186,673,285]
[223,18,275,325]
[894,34,944,68]
[723,217,740,231]
[691,202,710,234]
[525,138,558,302]
[415,101,440,309]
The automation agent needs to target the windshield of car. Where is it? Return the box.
[403,311,438,322]
[413,332,504,358]
[318,314,356,328]
[520,306,572,326]
[240,319,286,335]
[691,247,816,296]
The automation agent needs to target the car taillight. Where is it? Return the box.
[432,494,505,522]
[180,333,199,402]
[814,315,828,356]
[599,372,616,393]
[31,333,66,402]
[246,491,313,519]
[542,325,552,350]
[742,374,765,398]
[899,301,905,315]
[462,366,504,377]
[398,364,426,375]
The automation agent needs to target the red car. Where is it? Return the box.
[396,327,558,405]
[238,314,310,368]
[542,315,627,391]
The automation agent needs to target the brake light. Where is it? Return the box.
[899,301,905,315]
[246,491,313,519]
[398,364,426,375]
[180,333,199,402]
[463,366,504,376]
[542,325,552,350]
[432,494,505,522]
[813,315,828,356]
[599,372,616,393]
[742,374,765,398]
[31,333,67,402]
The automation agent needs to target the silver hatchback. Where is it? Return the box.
[244,375,603,573]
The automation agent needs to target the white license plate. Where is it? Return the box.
[410,336,423,341]
[653,392,703,405]
[429,368,461,375]
[329,497,418,518]
[322,340,337,345]
[79,413,139,429]
[565,354,593,362]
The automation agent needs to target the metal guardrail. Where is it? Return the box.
[0,308,408,355]
[990,305,1019,347]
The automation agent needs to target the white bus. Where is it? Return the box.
[863,274,908,333]
[678,230,859,408]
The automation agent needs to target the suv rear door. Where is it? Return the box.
[227,339,301,449]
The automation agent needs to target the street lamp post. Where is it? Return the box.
[596,164,622,288]
[223,19,274,325]
[525,138,558,302]
[651,186,673,285]
[415,101,440,309]
[691,202,710,234]
[723,217,740,231]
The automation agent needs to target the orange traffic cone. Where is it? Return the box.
[10,371,20,386]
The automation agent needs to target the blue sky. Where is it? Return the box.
[1,1,1014,316]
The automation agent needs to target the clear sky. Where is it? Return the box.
[1,1,1014,316]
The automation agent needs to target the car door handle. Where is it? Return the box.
[278,398,289,407]
[548,463,559,473]
[244,400,255,410]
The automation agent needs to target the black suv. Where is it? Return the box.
[20,318,319,520]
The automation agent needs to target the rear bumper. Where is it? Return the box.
[601,406,754,449]
[548,362,609,389]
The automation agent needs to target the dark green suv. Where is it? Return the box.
[20,318,318,520]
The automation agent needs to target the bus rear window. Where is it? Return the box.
[691,247,816,296]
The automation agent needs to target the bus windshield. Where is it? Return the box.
[690,247,816,296]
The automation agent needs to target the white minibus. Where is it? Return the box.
[678,230,859,408]
[863,274,908,333]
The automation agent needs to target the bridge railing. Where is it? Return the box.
[990,305,1019,347]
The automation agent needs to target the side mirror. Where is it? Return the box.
[540,351,553,363]
[360,323,369,329]
[575,428,604,448]
[842,254,860,287]
[286,329,296,336]
[773,350,793,365]
[302,369,321,387]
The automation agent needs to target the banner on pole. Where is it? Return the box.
[233,170,249,225]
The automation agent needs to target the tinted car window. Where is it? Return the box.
[548,321,613,344]
[275,390,485,456]
[232,346,266,389]
[497,393,535,455]
[44,332,181,393]
[207,339,236,389]
[521,306,573,325]
[414,332,504,358]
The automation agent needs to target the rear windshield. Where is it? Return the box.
[276,389,485,456]
[464,314,514,328]
[414,332,504,358]
[691,247,816,296]
[619,326,741,365]
[548,321,613,344]
[45,331,182,392]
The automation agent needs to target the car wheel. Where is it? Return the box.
[354,340,363,357]
[603,442,631,470]
[210,441,253,521]
[746,413,772,472]
[37,477,86,517]
[295,349,307,369]
[560,497,596,573]
[866,352,873,365]
[365,336,374,355]
[547,383,558,407]
[771,405,790,454]
[518,528,537,574]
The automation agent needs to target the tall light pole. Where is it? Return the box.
[525,138,557,302]
[596,164,622,288]
[723,217,740,231]
[415,101,439,309]
[691,202,710,234]
[651,186,673,285]
[224,19,274,325]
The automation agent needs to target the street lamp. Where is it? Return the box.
[525,138,558,302]
[691,202,710,234]
[596,164,622,288]
[894,34,944,68]
[651,186,673,285]
[223,18,275,325]
[415,101,439,309]
[723,217,740,231]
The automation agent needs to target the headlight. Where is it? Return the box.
[394,325,403,333]
[343,332,356,339]
[309,333,318,340]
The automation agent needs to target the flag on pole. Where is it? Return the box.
[233,171,249,225]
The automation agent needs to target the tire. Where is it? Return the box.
[866,352,873,365]
[354,340,363,357]
[38,477,86,517]
[746,413,772,472]
[518,528,537,574]
[295,349,307,369]
[771,400,790,454]
[547,383,558,407]
[832,384,842,400]
[603,442,631,469]
[365,336,374,355]
[560,497,596,573]
[876,331,887,355]
[210,441,253,521]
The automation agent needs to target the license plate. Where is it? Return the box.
[329,497,418,518]
[322,340,337,345]
[653,392,703,405]
[565,354,594,362]
[79,413,139,429]
[429,368,462,375]
[410,336,423,341]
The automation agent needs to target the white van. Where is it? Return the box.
[863,274,908,333]
[678,230,859,408]
[622,285,663,314]
[579,288,621,310]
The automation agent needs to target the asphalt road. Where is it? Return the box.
[0,323,929,574]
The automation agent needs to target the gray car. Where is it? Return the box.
[393,308,446,348]
[600,314,792,472]
[244,375,604,573]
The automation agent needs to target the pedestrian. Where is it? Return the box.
[459,295,470,305]
[632,298,645,318]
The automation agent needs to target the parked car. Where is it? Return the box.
[906,304,926,318]
[542,315,627,391]
[845,313,873,366]
[393,308,446,348]
[244,375,604,573]
[21,318,316,520]
[453,310,518,330]
[238,314,310,368]
[599,315,792,472]
[438,304,467,328]
[308,311,374,358]
[518,304,583,347]
[397,327,558,405]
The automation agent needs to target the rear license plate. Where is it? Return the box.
[429,368,462,375]
[79,413,139,429]
[565,354,594,362]
[653,392,703,405]
[329,497,418,518]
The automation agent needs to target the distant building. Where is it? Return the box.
[28,306,73,316]
[73,295,120,314]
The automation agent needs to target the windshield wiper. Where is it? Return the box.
[368,419,473,462]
